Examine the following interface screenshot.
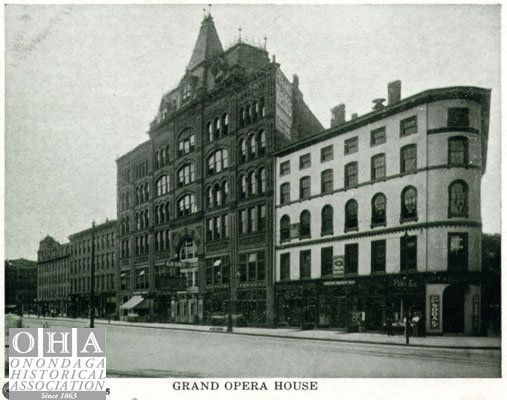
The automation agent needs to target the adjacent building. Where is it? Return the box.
[5,258,37,314]
[274,83,491,335]
[116,14,323,326]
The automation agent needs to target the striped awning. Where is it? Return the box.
[119,295,144,310]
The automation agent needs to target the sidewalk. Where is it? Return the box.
[23,316,501,350]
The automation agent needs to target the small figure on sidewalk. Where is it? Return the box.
[385,313,393,336]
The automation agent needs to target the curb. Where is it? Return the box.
[23,317,501,351]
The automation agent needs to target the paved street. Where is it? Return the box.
[13,317,501,378]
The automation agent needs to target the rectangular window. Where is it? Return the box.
[400,116,418,137]
[300,177,311,199]
[280,183,290,205]
[371,154,386,180]
[448,108,469,128]
[321,247,333,276]
[300,250,311,279]
[345,243,358,274]
[248,207,257,233]
[344,137,358,155]
[400,235,417,271]
[258,205,266,232]
[280,161,290,176]
[371,240,386,273]
[320,145,333,162]
[280,253,290,280]
[299,153,311,170]
[448,138,468,165]
[371,127,386,146]
[345,162,358,188]
[239,209,247,234]
[448,233,468,271]
[239,254,247,282]
[401,145,417,173]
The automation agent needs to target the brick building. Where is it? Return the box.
[116,14,322,326]
[5,258,37,314]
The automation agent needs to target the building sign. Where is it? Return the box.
[472,295,480,331]
[392,278,419,289]
[323,280,355,286]
[333,256,345,276]
[429,295,440,330]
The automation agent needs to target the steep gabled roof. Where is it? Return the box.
[187,15,224,71]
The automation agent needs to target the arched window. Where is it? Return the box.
[155,151,159,169]
[239,107,245,127]
[164,203,170,221]
[448,180,468,217]
[144,183,149,201]
[280,215,291,241]
[252,101,258,121]
[401,186,417,220]
[156,175,169,196]
[321,169,333,194]
[206,187,212,208]
[258,168,266,194]
[239,139,246,163]
[248,171,256,195]
[178,129,195,156]
[144,209,149,227]
[321,205,334,235]
[160,203,165,222]
[280,182,290,204]
[213,117,221,140]
[246,104,252,124]
[207,122,213,142]
[179,238,196,261]
[448,136,469,166]
[300,176,311,199]
[222,181,229,204]
[177,194,195,217]
[222,113,229,135]
[345,199,358,230]
[239,175,246,198]
[208,149,228,175]
[258,130,266,156]
[177,164,195,186]
[300,210,311,238]
[248,135,256,158]
[135,212,140,230]
[213,184,222,207]
[154,205,159,224]
[344,162,358,188]
[371,193,387,226]
[165,145,170,163]
[401,144,417,173]
[260,97,265,118]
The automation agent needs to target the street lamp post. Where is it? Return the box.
[403,231,410,345]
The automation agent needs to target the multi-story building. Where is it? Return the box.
[68,220,118,318]
[36,236,71,316]
[116,14,323,326]
[274,83,490,335]
[5,258,37,314]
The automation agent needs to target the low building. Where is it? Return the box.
[274,83,491,335]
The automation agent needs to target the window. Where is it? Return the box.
[448,108,469,128]
[280,161,290,176]
[344,162,358,188]
[321,145,333,162]
[321,205,333,235]
[206,215,229,241]
[400,235,417,271]
[179,238,196,260]
[400,116,418,137]
[239,175,247,199]
[321,169,333,194]
[239,209,247,234]
[248,207,257,232]
[258,131,266,156]
[299,210,311,238]
[239,139,246,162]
[239,251,265,282]
[248,171,257,195]
[371,193,386,226]
[213,184,222,207]
[177,194,195,217]
[260,97,266,118]
[448,233,468,271]
[222,181,229,204]
[299,153,311,170]
[448,137,468,166]
[213,117,221,140]
[300,250,311,279]
[321,247,333,276]
[156,175,169,196]
[371,127,386,146]
[344,137,358,155]
[208,149,228,175]
[280,253,290,280]
[246,105,252,124]
[222,114,229,136]
[371,154,386,180]
[207,122,213,142]
[401,144,417,173]
[258,168,266,194]
[280,183,290,204]
[177,164,195,186]
[178,132,195,156]
[344,243,358,274]
[345,199,358,231]
[280,215,290,241]
[182,83,192,101]
[248,135,256,158]
[300,176,311,199]
[258,205,266,232]
[448,180,468,217]
[371,240,386,273]
[252,101,258,121]
[401,186,417,221]
[239,108,245,127]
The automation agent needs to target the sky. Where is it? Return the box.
[4,4,501,260]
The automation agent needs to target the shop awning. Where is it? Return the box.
[120,296,145,310]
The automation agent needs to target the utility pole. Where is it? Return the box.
[90,220,96,328]
[403,231,410,345]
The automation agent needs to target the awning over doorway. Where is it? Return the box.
[120,295,145,310]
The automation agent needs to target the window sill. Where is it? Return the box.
[370,222,387,229]
[299,235,311,240]
[321,231,334,237]
[280,238,291,244]
[400,216,418,224]
[399,170,417,177]
[344,226,359,233]
[344,184,358,191]
[448,214,469,219]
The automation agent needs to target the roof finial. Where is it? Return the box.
[238,26,242,43]
[208,4,212,17]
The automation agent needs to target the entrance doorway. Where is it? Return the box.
[443,284,466,333]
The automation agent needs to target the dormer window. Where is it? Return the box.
[182,83,192,101]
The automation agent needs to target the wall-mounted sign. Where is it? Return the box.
[333,255,345,276]
[323,280,355,286]
[430,295,440,329]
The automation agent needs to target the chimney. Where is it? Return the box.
[388,80,401,105]
[372,98,386,111]
[351,113,358,120]
[293,74,299,89]
[271,54,276,63]
[331,104,346,127]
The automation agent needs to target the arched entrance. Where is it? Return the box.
[443,284,466,333]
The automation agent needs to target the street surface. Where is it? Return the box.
[12,317,500,378]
